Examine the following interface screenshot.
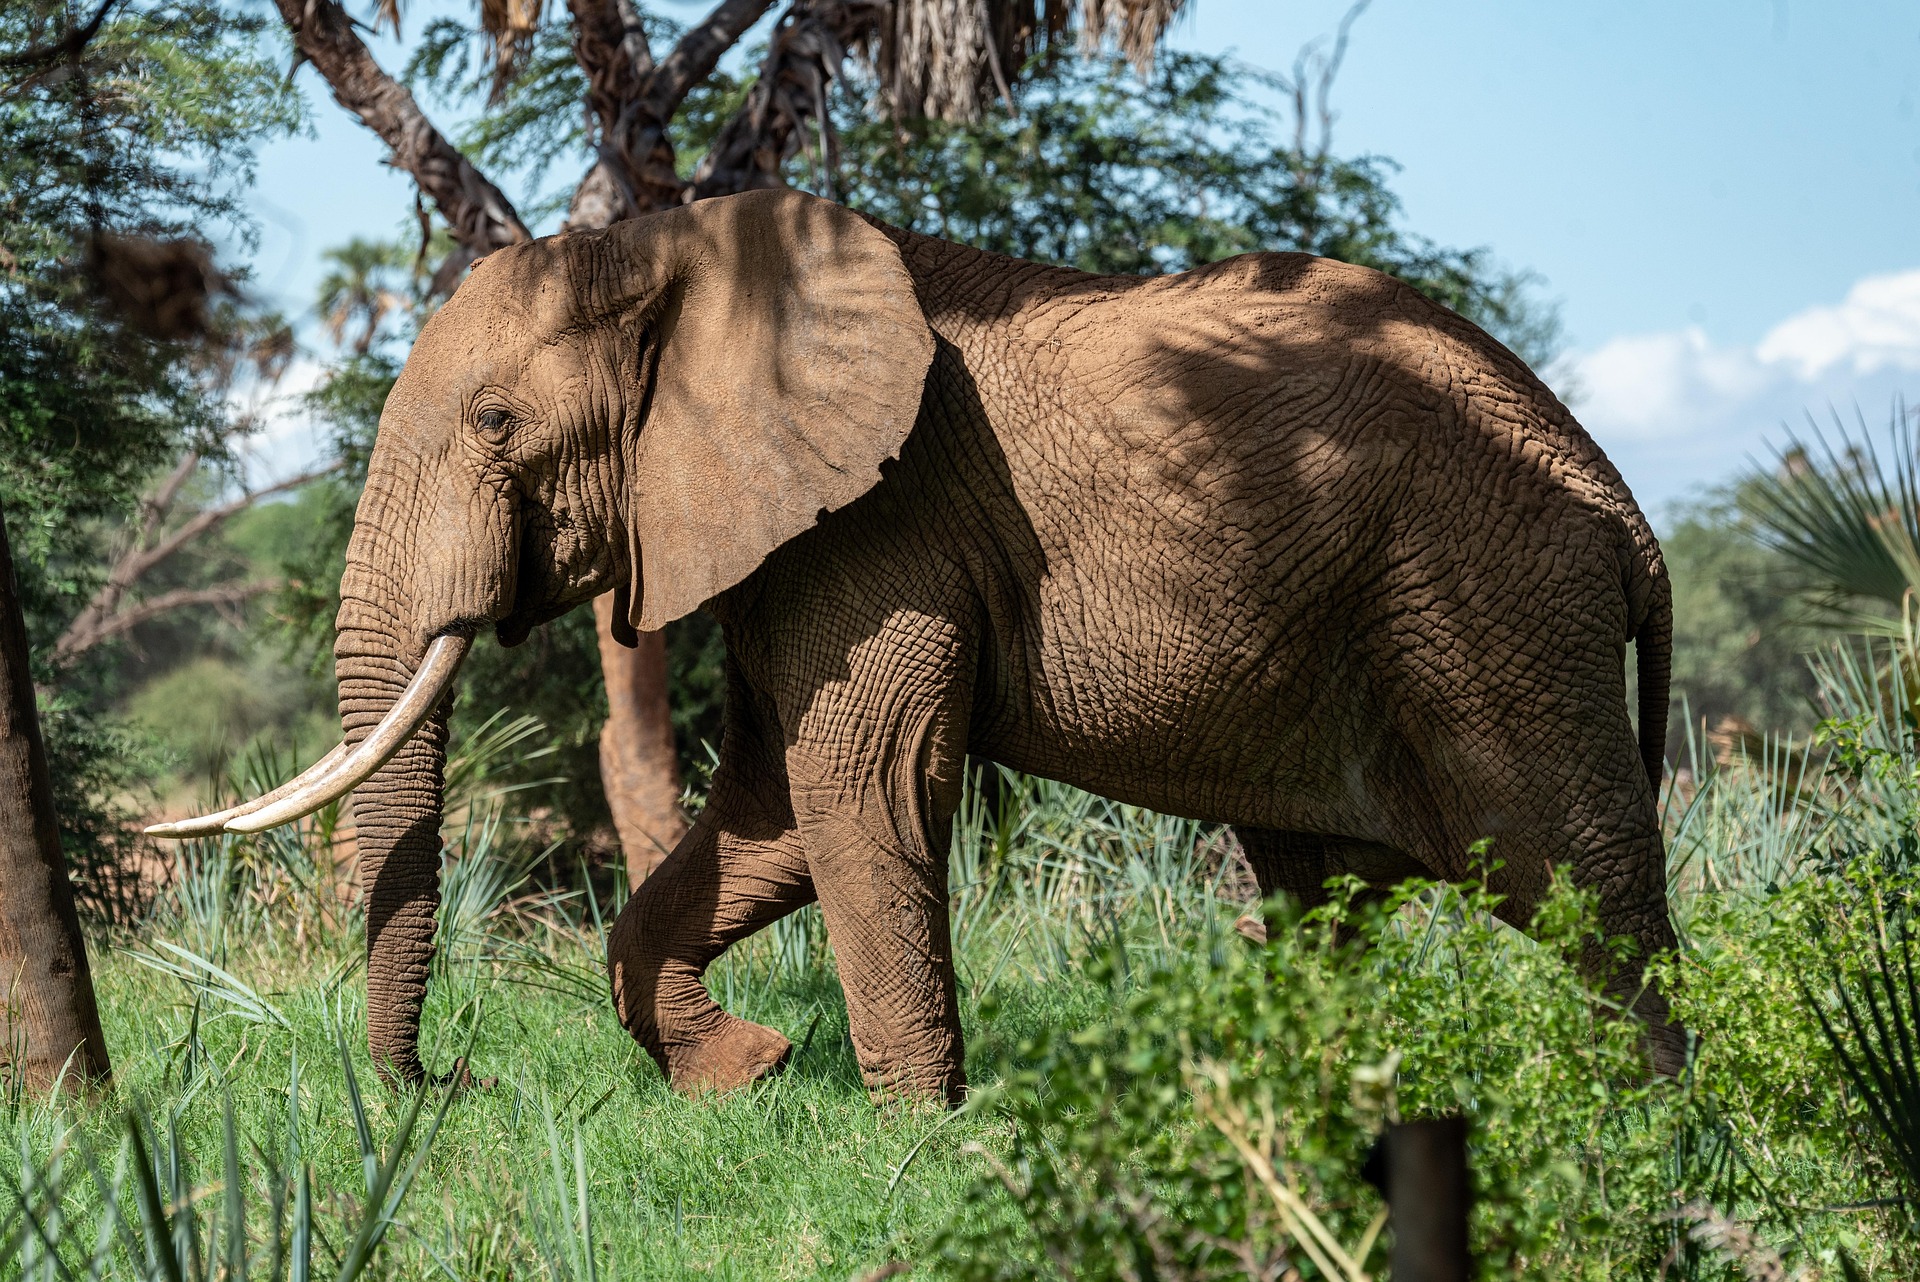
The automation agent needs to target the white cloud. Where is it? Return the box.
[1755,269,1920,381]
[1562,269,1920,517]
[1575,327,1769,440]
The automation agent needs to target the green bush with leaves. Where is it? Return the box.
[941,874,1689,1280]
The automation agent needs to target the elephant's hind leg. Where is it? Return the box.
[1232,828,1433,941]
[1389,631,1686,1077]
[607,680,814,1095]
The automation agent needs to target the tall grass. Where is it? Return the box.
[10,687,1920,1276]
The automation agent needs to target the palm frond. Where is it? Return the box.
[1740,402,1920,628]
[479,0,545,103]
[1805,904,1920,1205]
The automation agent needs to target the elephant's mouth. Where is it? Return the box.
[493,518,619,648]
[494,596,575,648]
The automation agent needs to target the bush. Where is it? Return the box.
[939,875,1688,1280]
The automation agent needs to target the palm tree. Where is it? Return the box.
[316,237,414,355]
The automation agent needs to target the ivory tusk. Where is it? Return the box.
[144,741,353,838]
[143,634,472,840]
[223,633,472,834]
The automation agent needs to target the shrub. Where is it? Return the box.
[938,875,1695,1280]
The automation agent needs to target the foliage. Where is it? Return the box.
[1739,403,1920,633]
[0,0,299,645]
[1662,484,1827,747]
[941,876,1675,1280]
[1,0,301,881]
[1,1034,457,1281]
[126,653,334,782]
[831,48,1564,370]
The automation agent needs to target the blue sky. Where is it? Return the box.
[242,0,1920,520]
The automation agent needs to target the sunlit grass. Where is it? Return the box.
[9,709,1920,1276]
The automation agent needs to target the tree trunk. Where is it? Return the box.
[593,595,686,887]
[0,498,111,1092]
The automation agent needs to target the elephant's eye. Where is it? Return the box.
[475,408,511,441]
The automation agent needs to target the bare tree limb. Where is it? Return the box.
[565,0,773,227]
[565,0,673,224]
[691,0,883,201]
[271,0,530,254]
[54,461,342,665]
[137,451,201,550]
[122,463,340,586]
[57,582,284,661]
[644,0,775,122]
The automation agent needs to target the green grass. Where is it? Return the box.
[73,911,1058,1280]
[9,723,1920,1278]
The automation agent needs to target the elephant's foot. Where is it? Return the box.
[870,1071,967,1110]
[665,1014,792,1096]
[853,1037,967,1108]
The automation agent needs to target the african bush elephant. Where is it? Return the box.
[155,188,1682,1098]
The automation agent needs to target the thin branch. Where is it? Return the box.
[644,0,774,122]
[691,0,883,201]
[121,463,341,586]
[271,0,529,254]
[138,452,200,549]
[54,462,341,665]
[66,450,200,654]
[55,583,284,661]
[0,0,122,71]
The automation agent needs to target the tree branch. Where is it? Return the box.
[0,0,122,71]
[691,0,883,202]
[566,0,776,227]
[644,0,774,122]
[271,0,529,254]
[565,0,673,223]
[54,461,341,665]
[126,463,340,585]
[138,451,200,549]
[55,582,283,662]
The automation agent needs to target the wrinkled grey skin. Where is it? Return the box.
[340,189,1679,1097]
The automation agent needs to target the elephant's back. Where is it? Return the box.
[947,249,1653,827]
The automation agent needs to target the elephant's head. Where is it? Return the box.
[150,190,934,1082]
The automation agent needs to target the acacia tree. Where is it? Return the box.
[0,0,297,1086]
[275,0,1191,886]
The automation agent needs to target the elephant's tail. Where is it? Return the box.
[1634,553,1673,792]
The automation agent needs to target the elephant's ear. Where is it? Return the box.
[605,189,935,631]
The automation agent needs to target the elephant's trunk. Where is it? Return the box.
[337,616,454,1086]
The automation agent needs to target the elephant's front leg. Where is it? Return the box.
[607,686,815,1094]
[784,653,974,1105]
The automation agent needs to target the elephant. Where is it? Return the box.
[153,187,1683,1099]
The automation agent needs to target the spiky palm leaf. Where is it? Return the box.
[1740,403,1920,632]
[1807,912,1920,1209]
[479,0,545,101]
